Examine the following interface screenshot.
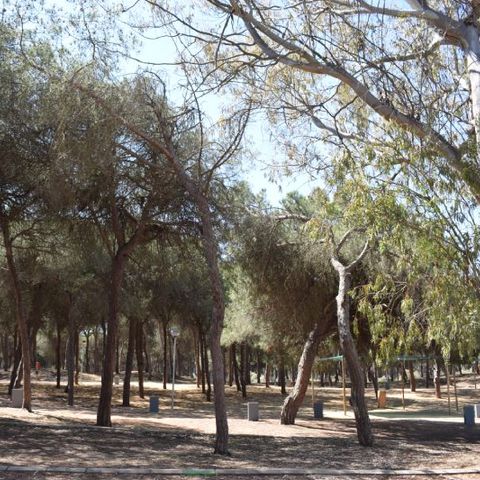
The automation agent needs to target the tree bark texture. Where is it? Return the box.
[332,260,373,447]
[1,217,32,411]
[280,322,323,424]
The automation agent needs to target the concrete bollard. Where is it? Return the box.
[313,401,323,419]
[11,388,23,408]
[247,402,259,421]
[475,404,480,419]
[149,395,159,413]
[464,405,475,426]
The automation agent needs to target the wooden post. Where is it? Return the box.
[401,360,405,410]
[452,365,458,413]
[446,362,451,416]
[341,357,347,416]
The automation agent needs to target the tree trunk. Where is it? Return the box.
[466,24,480,168]
[256,349,261,384]
[144,336,152,381]
[75,330,80,385]
[240,341,247,399]
[203,332,212,402]
[278,357,287,395]
[199,330,206,395]
[280,323,322,424]
[162,321,168,389]
[136,319,145,399]
[232,342,241,392]
[122,316,136,407]
[93,326,100,374]
[1,217,32,411]
[96,253,126,427]
[8,342,22,396]
[408,361,416,392]
[331,259,373,447]
[265,362,270,388]
[66,294,75,407]
[425,359,430,388]
[85,333,90,374]
[195,330,201,388]
[115,335,120,375]
[56,322,62,388]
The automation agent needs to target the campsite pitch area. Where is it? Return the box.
[0,372,479,480]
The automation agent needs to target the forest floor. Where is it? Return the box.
[0,371,479,480]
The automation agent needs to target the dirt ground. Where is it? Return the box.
[0,371,479,480]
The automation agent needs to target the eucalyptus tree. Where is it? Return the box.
[151,1,480,204]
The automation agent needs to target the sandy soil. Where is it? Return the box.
[0,371,479,479]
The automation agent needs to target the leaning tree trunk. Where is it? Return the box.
[122,316,136,407]
[331,258,373,447]
[280,323,322,424]
[1,217,32,411]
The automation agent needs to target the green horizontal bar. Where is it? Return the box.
[317,355,343,362]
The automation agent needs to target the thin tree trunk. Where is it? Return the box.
[199,330,206,395]
[162,321,168,389]
[408,361,416,392]
[240,341,247,399]
[85,333,90,374]
[115,335,120,375]
[56,322,61,388]
[194,330,201,388]
[203,332,212,402]
[122,317,136,407]
[232,342,241,392]
[8,342,22,396]
[1,217,32,411]
[265,362,270,388]
[75,330,80,385]
[144,335,152,381]
[93,326,99,374]
[278,357,287,395]
[281,323,322,424]
[332,250,373,447]
[66,294,75,407]
[256,349,261,384]
[136,319,145,399]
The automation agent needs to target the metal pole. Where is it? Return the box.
[171,336,177,410]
